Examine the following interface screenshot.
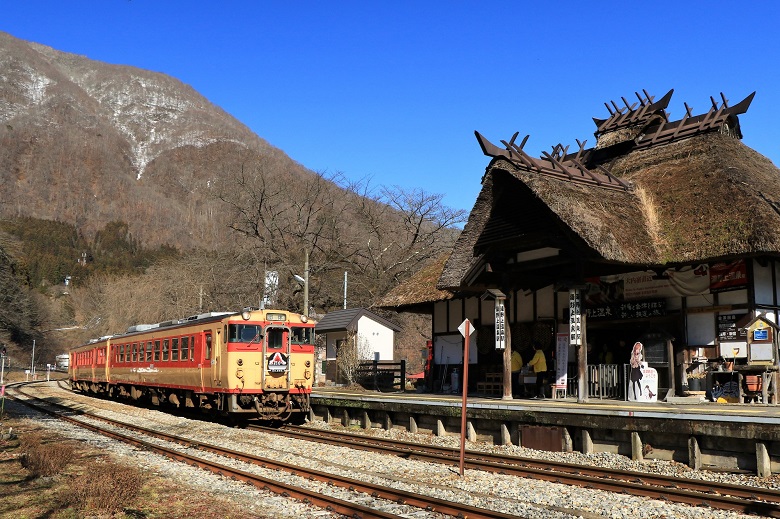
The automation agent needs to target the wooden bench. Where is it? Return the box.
[476,372,503,396]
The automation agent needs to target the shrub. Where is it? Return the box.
[67,460,144,515]
[18,432,74,477]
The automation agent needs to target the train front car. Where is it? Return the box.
[223,309,315,421]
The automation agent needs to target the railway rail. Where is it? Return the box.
[6,382,538,519]
[254,423,780,517]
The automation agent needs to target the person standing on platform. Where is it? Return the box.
[528,342,547,399]
[511,348,523,397]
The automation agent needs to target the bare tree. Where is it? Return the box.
[344,181,466,304]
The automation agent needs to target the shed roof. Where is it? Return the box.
[315,307,402,333]
[439,89,780,291]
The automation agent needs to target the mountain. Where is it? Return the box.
[0,31,306,249]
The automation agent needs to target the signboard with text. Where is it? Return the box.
[569,289,582,346]
[494,300,506,350]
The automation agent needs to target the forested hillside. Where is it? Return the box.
[0,32,465,370]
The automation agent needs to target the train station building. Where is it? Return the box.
[380,89,780,404]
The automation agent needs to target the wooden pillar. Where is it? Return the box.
[666,338,676,398]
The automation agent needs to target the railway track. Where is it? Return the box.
[254,423,780,517]
[6,382,535,519]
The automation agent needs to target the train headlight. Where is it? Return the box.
[300,314,308,323]
[241,309,252,320]
[236,369,244,378]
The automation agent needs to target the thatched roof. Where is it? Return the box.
[439,90,780,291]
[376,253,454,309]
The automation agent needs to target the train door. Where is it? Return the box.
[264,326,290,390]
[204,330,221,387]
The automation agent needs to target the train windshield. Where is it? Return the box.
[228,324,262,343]
[290,326,314,345]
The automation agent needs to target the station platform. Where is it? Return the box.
[309,386,780,474]
[312,386,780,425]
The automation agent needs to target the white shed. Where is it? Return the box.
[316,308,401,383]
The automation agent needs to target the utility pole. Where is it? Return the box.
[30,339,35,380]
[303,249,309,317]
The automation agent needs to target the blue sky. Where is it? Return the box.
[3,2,780,212]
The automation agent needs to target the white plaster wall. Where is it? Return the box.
[448,299,463,331]
[433,301,448,334]
[357,315,394,360]
[536,285,555,319]
[754,259,774,305]
[687,312,715,346]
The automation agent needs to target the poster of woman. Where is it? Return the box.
[628,341,658,402]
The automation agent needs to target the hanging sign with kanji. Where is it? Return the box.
[494,299,506,350]
[569,289,582,346]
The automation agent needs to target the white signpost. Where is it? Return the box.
[457,319,474,477]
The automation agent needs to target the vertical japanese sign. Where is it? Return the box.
[494,299,506,350]
[569,289,582,346]
[555,333,568,389]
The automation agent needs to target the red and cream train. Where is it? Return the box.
[69,308,315,422]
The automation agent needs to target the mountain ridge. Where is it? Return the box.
[0,30,306,249]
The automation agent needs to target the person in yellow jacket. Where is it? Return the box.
[527,342,547,399]
[510,349,523,396]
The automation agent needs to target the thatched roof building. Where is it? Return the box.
[438,89,779,294]
[377,253,454,309]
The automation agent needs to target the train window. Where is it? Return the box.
[190,336,195,360]
[146,341,153,362]
[290,327,314,344]
[172,337,179,361]
[267,329,283,349]
[229,324,262,343]
[154,340,161,361]
[120,344,125,363]
[132,343,138,362]
[181,336,189,361]
[162,339,169,361]
[205,334,212,360]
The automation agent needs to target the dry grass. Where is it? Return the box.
[0,412,272,518]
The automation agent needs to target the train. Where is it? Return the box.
[69,308,316,422]
[55,353,69,372]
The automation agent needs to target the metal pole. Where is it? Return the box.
[31,339,35,379]
[459,320,470,477]
[343,271,348,309]
[303,249,309,317]
[1,355,4,385]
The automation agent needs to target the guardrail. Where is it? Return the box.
[355,360,406,392]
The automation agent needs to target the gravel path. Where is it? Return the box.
[10,381,778,519]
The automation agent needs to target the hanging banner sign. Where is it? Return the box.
[494,300,506,350]
[569,289,582,346]
[555,333,568,389]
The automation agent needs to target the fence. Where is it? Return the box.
[587,364,624,399]
[564,363,625,400]
[355,360,406,392]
